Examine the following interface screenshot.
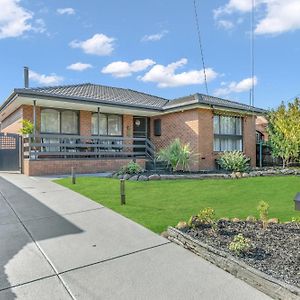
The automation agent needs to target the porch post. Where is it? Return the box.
[97,107,100,136]
[33,100,37,159]
[97,107,100,157]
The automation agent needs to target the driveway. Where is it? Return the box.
[0,173,270,299]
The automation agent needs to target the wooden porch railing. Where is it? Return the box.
[23,134,156,160]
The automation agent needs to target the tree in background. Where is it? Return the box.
[267,99,300,168]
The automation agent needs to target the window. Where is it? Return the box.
[154,119,161,136]
[41,108,79,134]
[41,109,60,133]
[92,113,122,136]
[61,111,79,134]
[213,115,243,151]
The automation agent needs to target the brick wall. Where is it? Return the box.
[198,108,214,169]
[150,109,200,170]
[150,108,257,170]
[243,115,257,167]
[80,110,92,136]
[23,158,146,176]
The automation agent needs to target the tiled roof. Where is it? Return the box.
[12,83,265,113]
[165,93,265,113]
[15,83,168,110]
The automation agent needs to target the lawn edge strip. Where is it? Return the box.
[167,227,300,300]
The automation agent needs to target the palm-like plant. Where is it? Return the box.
[157,138,192,172]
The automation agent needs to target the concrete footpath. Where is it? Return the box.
[0,173,271,300]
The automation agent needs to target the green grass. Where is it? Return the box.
[55,176,300,233]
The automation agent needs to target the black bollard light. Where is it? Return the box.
[294,193,300,211]
[120,179,126,205]
[71,167,76,184]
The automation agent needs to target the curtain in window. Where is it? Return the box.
[108,115,122,136]
[61,111,78,134]
[213,115,243,151]
[41,109,60,133]
[92,113,108,135]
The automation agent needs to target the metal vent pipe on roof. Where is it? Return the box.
[24,66,29,88]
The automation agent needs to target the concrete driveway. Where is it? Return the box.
[0,173,271,300]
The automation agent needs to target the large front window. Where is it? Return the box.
[41,108,79,134]
[213,115,243,151]
[92,113,122,136]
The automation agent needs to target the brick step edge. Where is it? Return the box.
[167,227,300,300]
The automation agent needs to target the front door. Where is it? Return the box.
[133,117,147,153]
[0,133,20,171]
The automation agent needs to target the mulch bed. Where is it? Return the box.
[182,220,300,288]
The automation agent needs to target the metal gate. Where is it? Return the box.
[0,133,20,171]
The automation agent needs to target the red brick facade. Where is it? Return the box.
[150,108,256,170]
[23,158,146,176]
[1,103,257,175]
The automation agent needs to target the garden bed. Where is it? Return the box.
[168,221,300,299]
[112,167,300,181]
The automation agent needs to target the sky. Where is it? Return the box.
[1,0,300,109]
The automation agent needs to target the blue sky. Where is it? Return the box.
[1,0,300,109]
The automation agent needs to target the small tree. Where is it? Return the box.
[19,119,34,135]
[267,99,300,167]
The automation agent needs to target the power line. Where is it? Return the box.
[250,0,255,108]
[193,0,209,95]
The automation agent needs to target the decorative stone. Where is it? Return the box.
[267,218,279,224]
[242,173,249,178]
[231,218,240,222]
[138,175,148,181]
[175,221,189,230]
[235,172,242,178]
[148,174,161,180]
[230,172,237,179]
[129,175,138,181]
[123,174,131,180]
[160,231,169,238]
[246,216,257,222]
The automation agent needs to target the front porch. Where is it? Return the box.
[22,134,155,176]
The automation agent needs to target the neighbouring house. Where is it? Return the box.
[0,79,265,176]
[256,116,269,142]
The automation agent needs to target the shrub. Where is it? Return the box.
[197,207,216,224]
[157,138,192,172]
[217,151,250,172]
[19,119,34,135]
[188,208,217,231]
[291,216,300,223]
[229,234,251,255]
[257,201,269,229]
[118,161,142,175]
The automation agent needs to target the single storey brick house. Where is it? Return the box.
[0,83,264,176]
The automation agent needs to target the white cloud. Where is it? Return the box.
[214,0,300,35]
[255,0,300,35]
[29,70,63,86]
[67,62,92,71]
[139,58,218,88]
[217,19,234,30]
[0,0,45,39]
[70,34,115,56]
[141,30,168,42]
[102,59,155,78]
[57,8,75,15]
[214,76,257,96]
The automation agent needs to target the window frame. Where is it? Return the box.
[91,113,123,137]
[40,108,80,135]
[213,115,243,152]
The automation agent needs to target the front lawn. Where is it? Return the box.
[56,176,300,233]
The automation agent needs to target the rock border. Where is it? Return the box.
[111,168,300,181]
[167,227,300,300]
